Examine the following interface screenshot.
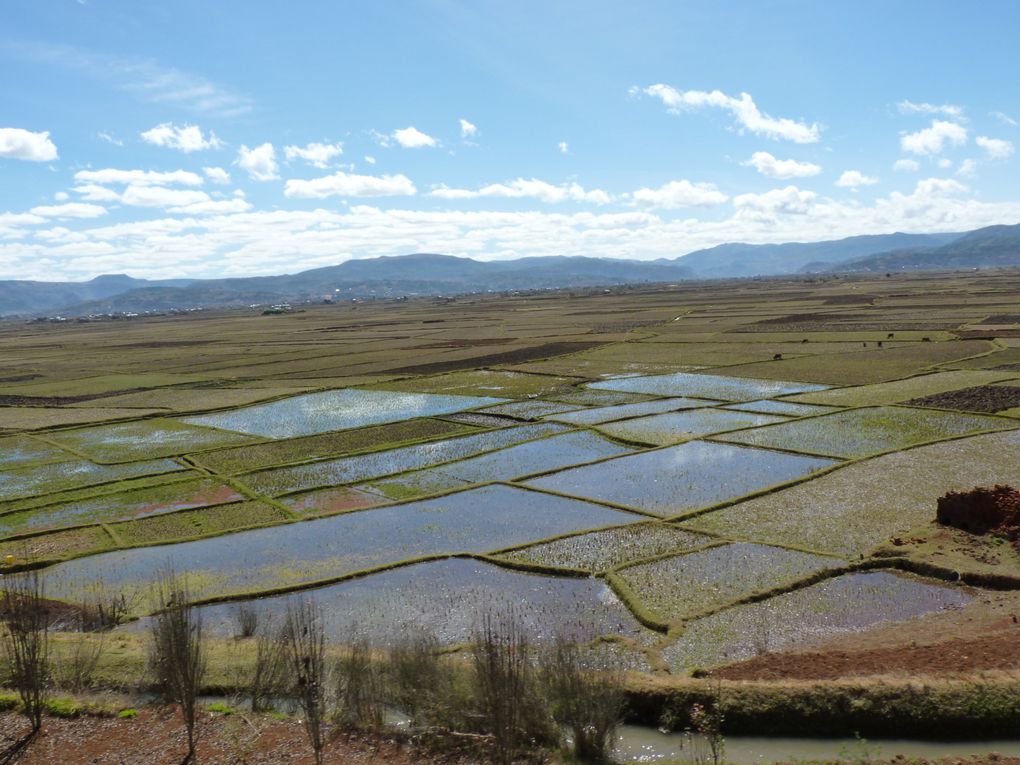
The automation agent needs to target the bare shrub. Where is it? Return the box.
[234,604,259,639]
[282,599,329,765]
[249,622,288,714]
[77,581,128,632]
[149,568,206,764]
[335,634,384,730]
[1,571,50,734]
[387,628,458,728]
[540,636,624,764]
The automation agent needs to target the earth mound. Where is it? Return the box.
[937,484,1020,538]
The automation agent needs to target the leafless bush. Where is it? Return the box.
[77,581,128,632]
[470,610,553,765]
[234,604,259,639]
[1,571,50,734]
[53,632,104,693]
[335,634,384,730]
[539,636,625,764]
[282,599,329,765]
[149,568,206,764]
[387,628,459,728]
[249,622,288,714]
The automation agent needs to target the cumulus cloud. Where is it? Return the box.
[429,178,610,205]
[636,85,820,143]
[733,185,816,217]
[141,122,223,152]
[392,126,437,148]
[73,168,203,186]
[897,100,964,119]
[0,128,58,161]
[893,158,921,172]
[284,141,344,168]
[630,180,728,209]
[558,141,569,154]
[459,119,477,139]
[976,135,1014,160]
[237,143,279,181]
[120,186,212,208]
[284,170,416,198]
[900,120,968,155]
[835,170,879,188]
[744,151,821,179]
[167,191,251,215]
[957,159,979,178]
[28,203,107,219]
[203,167,231,184]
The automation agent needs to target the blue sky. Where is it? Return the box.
[2,0,1020,280]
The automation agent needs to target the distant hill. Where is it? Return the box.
[675,232,963,278]
[822,223,1020,273]
[0,274,195,316]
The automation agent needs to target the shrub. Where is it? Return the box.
[282,599,328,765]
[1,571,51,734]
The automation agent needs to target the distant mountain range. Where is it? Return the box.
[1,223,1018,317]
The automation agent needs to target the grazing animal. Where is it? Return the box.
[887,333,894,339]
[773,353,783,360]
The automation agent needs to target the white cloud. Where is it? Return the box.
[284,141,344,168]
[630,180,728,209]
[0,128,58,161]
[900,120,968,155]
[364,155,376,165]
[976,135,1014,160]
[733,186,816,217]
[991,111,1018,127]
[97,131,123,147]
[558,141,569,154]
[236,143,279,181]
[120,185,211,208]
[957,159,979,178]
[392,126,437,148]
[203,167,231,184]
[54,192,69,201]
[637,85,820,143]
[72,184,122,202]
[897,100,964,119]
[744,151,821,179]
[835,170,879,188]
[141,122,223,152]
[28,203,107,219]
[459,119,477,139]
[284,170,416,198]
[73,168,203,186]
[168,191,251,215]
[937,158,953,169]
[893,159,921,172]
[429,178,611,205]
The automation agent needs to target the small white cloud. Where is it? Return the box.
[284,170,416,198]
[835,170,879,188]
[558,141,569,154]
[141,122,223,152]
[938,158,953,169]
[893,158,921,172]
[630,179,728,209]
[459,118,477,139]
[236,143,279,181]
[72,183,122,202]
[392,126,437,148]
[733,185,816,216]
[637,85,820,143]
[28,202,106,219]
[283,141,344,168]
[168,192,251,215]
[976,135,1014,160]
[364,155,376,165]
[744,151,821,179]
[73,168,203,186]
[991,111,1018,127]
[97,131,123,147]
[900,119,968,155]
[957,159,979,178]
[897,100,964,119]
[203,166,231,184]
[0,128,58,161]
[429,178,610,205]
[54,191,69,201]
[120,185,210,208]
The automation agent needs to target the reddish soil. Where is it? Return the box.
[0,707,481,765]
[906,385,1020,413]
[937,485,1020,540]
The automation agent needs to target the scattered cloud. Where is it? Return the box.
[636,84,820,143]
[429,178,610,205]
[54,192,69,201]
[558,141,569,154]
[976,135,1014,160]
[141,122,223,152]
[459,119,477,139]
[283,141,344,168]
[630,179,728,209]
[0,128,58,161]
[392,126,437,148]
[957,159,978,177]
[893,158,921,172]
[28,202,107,219]
[835,170,879,188]
[73,168,203,186]
[97,131,123,147]
[284,170,416,198]
[897,100,964,119]
[236,143,279,181]
[744,151,821,179]
[203,167,231,184]
[733,185,816,217]
[900,119,968,155]
[364,155,376,165]
[938,158,953,169]
[991,111,1018,127]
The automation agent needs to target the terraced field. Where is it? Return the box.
[3,269,1020,674]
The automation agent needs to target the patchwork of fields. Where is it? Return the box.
[2,270,1020,675]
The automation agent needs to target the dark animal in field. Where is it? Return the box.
[773,353,783,360]
[878,341,883,347]
[887,333,895,338]
[922,337,931,342]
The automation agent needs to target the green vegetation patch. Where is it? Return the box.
[0,407,166,432]
[48,419,259,463]
[0,435,75,470]
[0,477,243,536]
[684,430,1020,556]
[373,369,579,398]
[617,542,845,623]
[0,472,191,516]
[787,370,1019,407]
[108,501,290,547]
[714,405,1014,458]
[72,386,311,413]
[0,525,112,564]
[0,457,186,502]
[597,408,787,446]
[663,572,971,673]
[501,523,712,573]
[0,372,212,398]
